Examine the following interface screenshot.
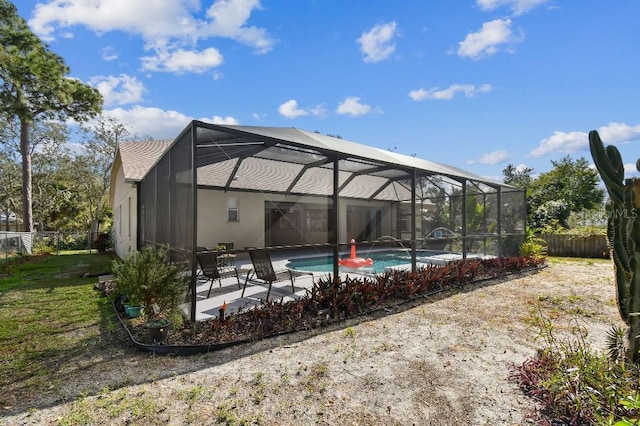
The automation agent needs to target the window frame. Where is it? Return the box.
[227,198,239,222]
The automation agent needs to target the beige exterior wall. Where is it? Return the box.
[197,189,266,250]
[111,180,396,258]
[111,161,137,259]
[196,189,394,250]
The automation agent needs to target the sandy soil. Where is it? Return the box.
[2,259,622,425]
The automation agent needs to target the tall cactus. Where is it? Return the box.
[589,130,640,364]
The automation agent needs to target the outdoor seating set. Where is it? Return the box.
[196,245,314,302]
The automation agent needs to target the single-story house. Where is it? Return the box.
[109,120,525,320]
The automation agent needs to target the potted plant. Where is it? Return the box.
[112,246,187,342]
[111,273,142,318]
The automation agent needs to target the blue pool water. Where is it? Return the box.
[286,249,444,274]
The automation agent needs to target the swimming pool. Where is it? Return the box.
[286,249,449,274]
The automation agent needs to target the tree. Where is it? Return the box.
[0,116,88,231]
[79,116,130,239]
[0,147,20,231]
[0,0,102,231]
[527,156,605,230]
[420,184,449,233]
[503,164,534,190]
[503,164,536,232]
[30,121,76,231]
[0,113,20,230]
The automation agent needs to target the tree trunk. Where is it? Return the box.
[90,197,102,238]
[20,120,33,232]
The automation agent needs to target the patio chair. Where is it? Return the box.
[242,249,314,301]
[196,251,241,298]
[195,246,210,280]
[216,242,236,267]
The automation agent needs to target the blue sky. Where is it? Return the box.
[14,0,640,181]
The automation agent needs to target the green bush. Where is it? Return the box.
[556,225,607,237]
[112,247,187,321]
[55,234,88,251]
[520,229,547,258]
[33,242,55,255]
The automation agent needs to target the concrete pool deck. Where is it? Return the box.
[187,248,491,321]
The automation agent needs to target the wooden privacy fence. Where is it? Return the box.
[542,234,609,258]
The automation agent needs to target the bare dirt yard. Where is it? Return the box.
[2,258,623,425]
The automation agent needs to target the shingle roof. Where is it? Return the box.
[118,139,172,181]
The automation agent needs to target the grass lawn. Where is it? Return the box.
[0,252,116,409]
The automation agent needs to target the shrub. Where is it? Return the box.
[511,310,640,424]
[94,233,111,252]
[557,225,607,237]
[179,255,546,345]
[520,229,547,258]
[61,235,78,250]
[112,247,187,321]
[33,242,55,255]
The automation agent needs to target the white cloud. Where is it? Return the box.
[202,0,275,54]
[529,122,640,158]
[624,163,640,176]
[457,19,523,59]
[357,21,398,63]
[278,100,309,119]
[409,83,492,101]
[28,0,274,72]
[514,163,532,173]
[596,122,640,144]
[101,46,119,61]
[205,115,239,125]
[468,150,509,165]
[103,106,191,139]
[310,105,327,117]
[90,74,145,106]
[336,97,373,116]
[278,100,325,119]
[530,130,588,158]
[141,47,224,74]
[476,0,551,16]
[30,0,199,41]
[103,105,237,139]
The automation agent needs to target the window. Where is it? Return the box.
[227,198,238,222]
[306,208,333,232]
[127,197,131,238]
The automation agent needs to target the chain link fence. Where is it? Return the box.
[0,231,34,258]
[0,231,113,258]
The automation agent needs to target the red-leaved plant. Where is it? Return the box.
[178,255,546,345]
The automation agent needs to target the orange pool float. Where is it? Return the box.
[338,239,373,269]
